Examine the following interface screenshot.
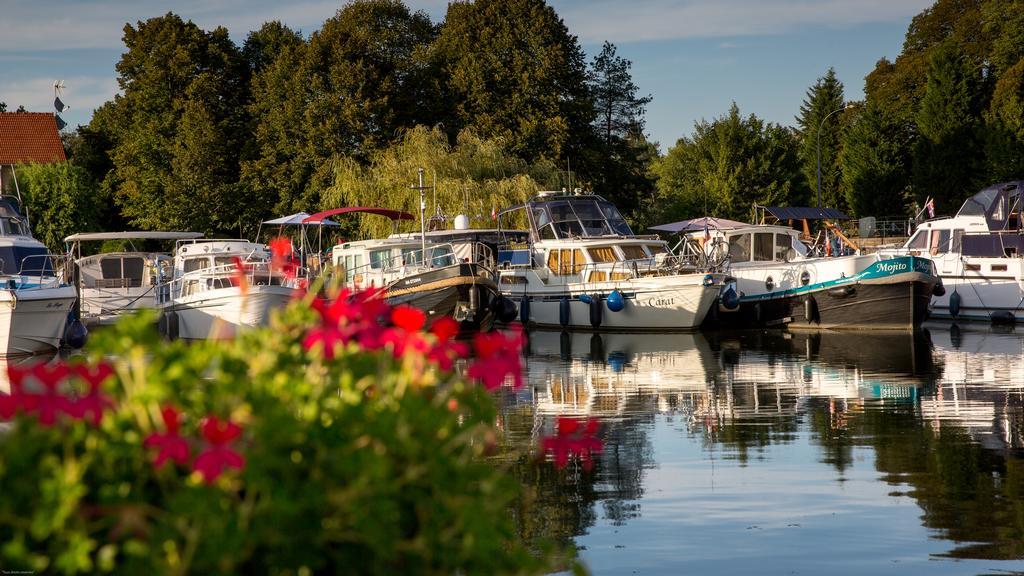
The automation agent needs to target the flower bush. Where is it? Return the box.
[0,286,582,575]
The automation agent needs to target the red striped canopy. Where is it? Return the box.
[303,207,415,224]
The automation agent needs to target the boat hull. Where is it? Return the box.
[166,285,295,340]
[506,276,721,332]
[0,286,77,355]
[710,257,937,331]
[386,263,499,333]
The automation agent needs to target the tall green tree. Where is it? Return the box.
[983,57,1024,182]
[796,68,847,210]
[16,162,104,252]
[242,21,303,75]
[912,40,985,210]
[585,41,655,223]
[652,103,807,223]
[841,102,911,218]
[432,0,593,164]
[242,1,438,216]
[99,13,251,235]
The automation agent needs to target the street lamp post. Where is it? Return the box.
[816,104,851,208]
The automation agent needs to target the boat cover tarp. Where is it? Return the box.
[263,212,340,226]
[649,216,747,233]
[303,207,414,224]
[761,206,849,221]
[64,231,203,242]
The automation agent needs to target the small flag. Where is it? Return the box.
[54,96,66,113]
[926,198,935,218]
[491,201,497,221]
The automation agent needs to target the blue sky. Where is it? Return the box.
[0,0,933,152]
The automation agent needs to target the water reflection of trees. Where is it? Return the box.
[502,327,1024,561]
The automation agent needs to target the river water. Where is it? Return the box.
[501,324,1024,575]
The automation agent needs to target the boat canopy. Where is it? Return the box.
[649,216,747,234]
[757,206,849,222]
[499,193,633,241]
[263,212,340,226]
[955,181,1021,231]
[64,231,203,242]
[303,207,414,224]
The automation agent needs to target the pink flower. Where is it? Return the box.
[466,327,525,390]
[143,405,191,469]
[541,417,603,470]
[7,362,72,426]
[269,236,299,280]
[193,415,245,484]
[230,256,249,295]
[424,317,468,371]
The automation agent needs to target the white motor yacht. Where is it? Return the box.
[495,192,722,332]
[158,239,300,340]
[0,197,77,355]
[880,181,1024,324]
[65,231,202,326]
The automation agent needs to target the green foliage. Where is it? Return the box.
[242,1,439,216]
[841,103,912,217]
[983,57,1024,181]
[796,68,847,211]
[323,126,559,239]
[432,0,593,163]
[912,40,986,209]
[241,21,303,75]
[99,13,251,236]
[15,162,104,252]
[0,303,557,575]
[585,42,657,224]
[652,103,807,223]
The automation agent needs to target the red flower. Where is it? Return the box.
[391,305,425,332]
[64,363,115,426]
[304,288,392,358]
[541,417,603,470]
[466,327,525,390]
[7,362,72,426]
[230,256,249,295]
[143,405,191,469]
[430,317,460,343]
[193,415,245,484]
[269,236,299,280]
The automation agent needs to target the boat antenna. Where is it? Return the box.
[566,158,572,192]
[412,168,429,266]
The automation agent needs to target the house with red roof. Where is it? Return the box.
[0,112,66,197]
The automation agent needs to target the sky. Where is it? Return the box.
[0,0,934,152]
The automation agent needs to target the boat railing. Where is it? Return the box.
[334,242,491,289]
[3,253,67,291]
[577,254,702,283]
[157,259,300,304]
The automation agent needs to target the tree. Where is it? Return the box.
[100,13,251,235]
[242,21,303,75]
[841,102,912,218]
[16,162,104,252]
[796,68,847,211]
[652,103,807,223]
[912,40,985,210]
[432,0,593,164]
[242,0,439,216]
[585,41,655,223]
[983,57,1024,182]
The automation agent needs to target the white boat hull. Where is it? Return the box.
[505,276,720,332]
[167,285,295,340]
[0,286,77,355]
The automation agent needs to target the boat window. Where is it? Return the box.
[728,234,751,262]
[646,244,668,255]
[369,249,390,269]
[951,229,964,253]
[428,246,456,267]
[0,246,54,276]
[753,232,774,261]
[548,249,585,275]
[184,257,210,273]
[906,230,927,250]
[774,234,793,261]
[401,248,422,266]
[929,229,951,255]
[620,245,647,260]
[100,257,123,279]
[599,202,634,236]
[214,257,236,269]
[572,201,612,236]
[588,246,619,263]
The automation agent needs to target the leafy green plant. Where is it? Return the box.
[0,288,567,575]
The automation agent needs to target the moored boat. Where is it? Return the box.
[495,192,722,332]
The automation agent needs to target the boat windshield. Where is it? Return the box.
[0,246,54,276]
[957,184,1022,230]
[530,197,633,240]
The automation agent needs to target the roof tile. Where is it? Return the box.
[0,112,67,164]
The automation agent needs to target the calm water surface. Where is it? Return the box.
[501,325,1024,575]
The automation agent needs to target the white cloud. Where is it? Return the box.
[555,0,934,43]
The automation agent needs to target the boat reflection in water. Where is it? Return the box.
[504,327,1024,574]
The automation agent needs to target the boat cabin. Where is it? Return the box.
[715,226,809,265]
[331,239,457,287]
[903,181,1024,258]
[498,192,634,242]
